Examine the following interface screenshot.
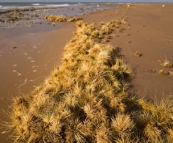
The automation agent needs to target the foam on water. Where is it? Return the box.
[0,3,72,10]
[44,4,70,7]
[32,3,40,6]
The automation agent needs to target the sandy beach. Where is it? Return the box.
[0,3,173,142]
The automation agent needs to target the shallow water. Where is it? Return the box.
[0,3,117,38]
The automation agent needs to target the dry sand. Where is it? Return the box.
[0,3,173,142]
[82,4,173,98]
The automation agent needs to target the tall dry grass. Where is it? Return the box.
[2,20,173,143]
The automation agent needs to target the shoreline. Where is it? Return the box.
[0,3,173,142]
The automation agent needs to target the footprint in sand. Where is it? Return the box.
[27,57,32,59]
[13,64,17,67]
[13,70,17,72]
[17,73,22,76]
[19,79,28,87]
[33,70,37,72]
[24,53,28,56]
[31,60,35,63]
[33,45,37,49]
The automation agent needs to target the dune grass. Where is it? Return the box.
[161,57,172,68]
[45,15,82,22]
[3,20,173,143]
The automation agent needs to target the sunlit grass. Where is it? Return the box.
[2,19,173,143]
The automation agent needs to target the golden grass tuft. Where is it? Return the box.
[46,15,67,22]
[67,17,82,22]
[2,19,173,143]
[159,69,169,75]
[45,15,82,23]
[161,57,172,68]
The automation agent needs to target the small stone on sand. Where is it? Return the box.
[13,46,17,49]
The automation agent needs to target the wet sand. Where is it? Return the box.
[1,3,173,142]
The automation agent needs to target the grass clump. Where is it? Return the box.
[3,20,173,143]
[67,17,82,22]
[45,15,67,22]
[45,15,82,22]
[159,69,169,75]
[161,57,172,68]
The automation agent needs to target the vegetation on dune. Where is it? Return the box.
[3,20,173,143]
